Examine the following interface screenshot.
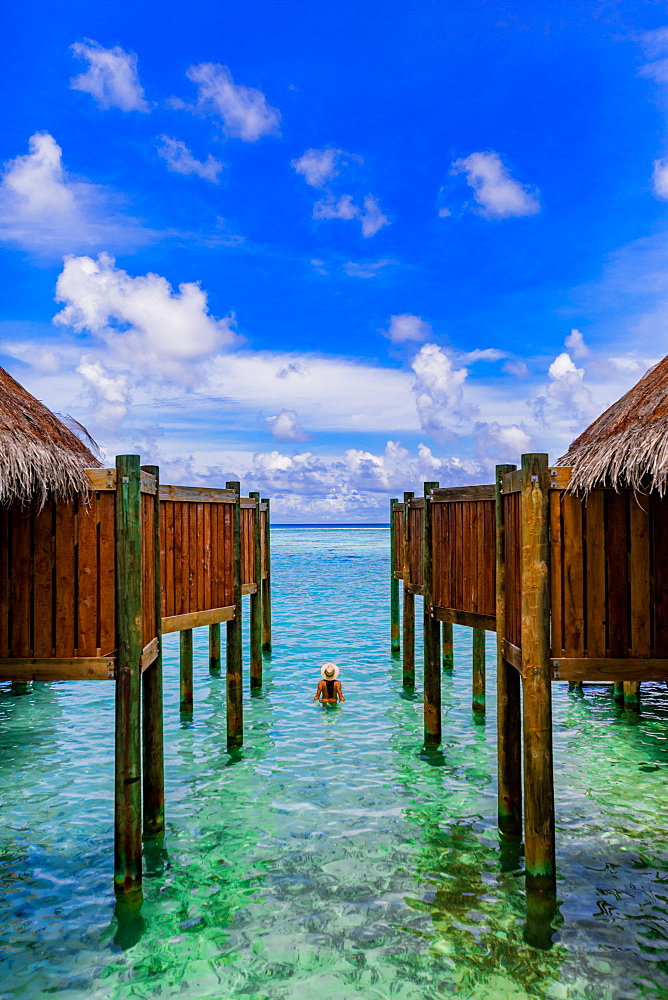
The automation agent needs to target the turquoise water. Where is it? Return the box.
[2,526,668,999]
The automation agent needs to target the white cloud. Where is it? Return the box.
[54,253,237,382]
[0,132,148,254]
[529,351,594,429]
[385,314,432,344]
[292,148,342,187]
[463,348,508,363]
[474,421,534,468]
[438,207,452,218]
[70,40,148,111]
[264,408,310,442]
[639,28,668,85]
[652,157,668,200]
[313,194,358,221]
[157,136,223,182]
[312,193,389,237]
[343,259,393,278]
[185,63,280,141]
[564,328,588,359]
[451,151,540,219]
[360,195,389,237]
[76,356,130,429]
[503,359,529,377]
[411,343,477,440]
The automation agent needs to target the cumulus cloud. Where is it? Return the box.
[313,192,389,237]
[451,151,540,219]
[71,40,148,111]
[474,421,534,468]
[411,343,477,440]
[54,253,237,382]
[0,132,147,254]
[76,356,131,429]
[385,314,432,344]
[529,351,594,429]
[564,328,588,359]
[263,408,310,442]
[292,148,343,187]
[185,63,280,141]
[157,136,223,182]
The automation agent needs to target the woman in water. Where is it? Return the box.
[314,662,345,704]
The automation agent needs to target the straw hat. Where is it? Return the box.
[320,662,339,680]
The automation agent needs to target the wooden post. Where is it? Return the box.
[613,681,624,704]
[114,454,143,893]
[227,481,243,748]
[423,481,441,745]
[249,491,262,689]
[390,498,400,657]
[209,624,221,673]
[261,497,272,655]
[180,629,193,713]
[496,464,522,840]
[624,680,640,711]
[402,492,415,688]
[141,464,164,840]
[442,623,454,671]
[472,628,485,715]
[520,453,556,893]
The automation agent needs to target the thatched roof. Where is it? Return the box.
[558,356,668,493]
[0,366,100,505]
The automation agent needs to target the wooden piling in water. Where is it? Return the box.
[114,454,143,894]
[442,623,454,671]
[613,681,625,704]
[496,463,522,841]
[180,629,193,713]
[227,481,243,748]
[624,680,640,711]
[249,491,262,689]
[390,498,400,657]
[209,624,221,673]
[261,497,272,655]
[520,453,556,893]
[472,628,485,715]
[423,481,441,745]
[402,491,415,688]
[141,465,164,840]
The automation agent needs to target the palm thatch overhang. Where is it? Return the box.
[557,356,668,494]
[0,366,100,507]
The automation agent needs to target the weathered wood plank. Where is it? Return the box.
[652,493,668,656]
[562,492,584,656]
[11,506,32,657]
[77,497,98,657]
[432,607,496,631]
[55,502,76,658]
[97,492,115,655]
[431,484,495,502]
[629,493,650,658]
[33,501,54,658]
[161,605,236,633]
[606,491,629,657]
[0,656,115,681]
[585,490,606,658]
[502,469,522,494]
[159,484,235,503]
[551,657,668,682]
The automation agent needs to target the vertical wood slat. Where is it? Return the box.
[562,493,584,656]
[11,506,32,657]
[629,492,651,657]
[261,497,272,653]
[549,492,562,657]
[402,491,415,689]
[98,492,116,655]
[390,500,400,655]
[249,493,262,688]
[78,496,98,656]
[188,500,197,615]
[141,464,164,840]
[203,503,212,611]
[33,501,54,657]
[0,507,9,657]
[606,491,629,657]
[652,494,668,657]
[585,491,606,658]
[226,481,243,748]
[55,502,76,658]
[423,482,441,745]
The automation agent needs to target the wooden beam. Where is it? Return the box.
[423,481,441,746]
[502,639,523,673]
[261,498,272,654]
[180,629,193,714]
[241,583,258,596]
[249,492,262,690]
[85,467,156,494]
[496,463,522,841]
[161,606,235,633]
[548,467,571,489]
[431,484,495,503]
[158,484,236,503]
[114,454,143,894]
[406,582,424,597]
[472,628,486,715]
[140,464,164,840]
[227,481,243,749]
[501,470,522,495]
[432,607,496,631]
[390,498,400,657]
[402,491,415,689]
[0,656,115,681]
[520,453,556,893]
[551,658,668,682]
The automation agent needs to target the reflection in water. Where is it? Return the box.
[1,529,668,998]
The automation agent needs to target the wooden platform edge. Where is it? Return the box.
[85,468,157,494]
[0,656,116,681]
[431,485,495,502]
[242,583,258,596]
[161,605,235,633]
[551,657,668,681]
[502,639,523,672]
[433,607,496,631]
[159,484,236,503]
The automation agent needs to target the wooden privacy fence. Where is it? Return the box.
[0,457,272,895]
[390,453,668,893]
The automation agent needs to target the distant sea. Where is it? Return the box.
[273,522,389,527]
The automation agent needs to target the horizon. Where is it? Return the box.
[2,3,668,521]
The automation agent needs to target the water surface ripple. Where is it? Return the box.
[2,527,668,999]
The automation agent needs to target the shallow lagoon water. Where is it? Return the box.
[2,526,668,999]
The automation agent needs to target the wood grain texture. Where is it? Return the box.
[431,485,495,502]
[0,656,115,681]
[432,607,496,630]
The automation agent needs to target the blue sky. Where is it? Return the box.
[2,1,668,519]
